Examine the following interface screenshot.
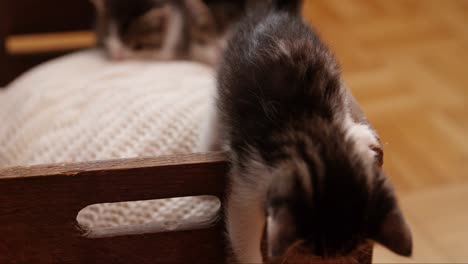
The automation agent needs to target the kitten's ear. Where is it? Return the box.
[371,174,413,257]
[374,207,413,256]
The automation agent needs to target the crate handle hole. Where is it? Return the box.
[76,195,221,238]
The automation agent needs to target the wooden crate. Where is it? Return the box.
[0,152,372,263]
[0,1,373,262]
[0,0,94,86]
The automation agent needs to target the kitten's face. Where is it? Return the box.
[265,124,412,260]
[92,0,186,60]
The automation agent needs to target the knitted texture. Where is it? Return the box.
[0,50,220,230]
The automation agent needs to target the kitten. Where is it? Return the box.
[90,0,246,65]
[200,0,413,262]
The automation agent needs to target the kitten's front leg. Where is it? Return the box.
[227,175,266,264]
[344,114,383,166]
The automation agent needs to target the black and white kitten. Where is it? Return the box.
[91,0,247,65]
[199,0,412,262]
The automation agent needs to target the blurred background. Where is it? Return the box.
[303,1,468,263]
[1,0,467,263]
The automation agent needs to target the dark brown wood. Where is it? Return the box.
[0,0,95,86]
[0,152,229,264]
[7,1,94,35]
[0,0,9,86]
[0,152,372,263]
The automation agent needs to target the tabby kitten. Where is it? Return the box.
[91,0,246,65]
[200,0,413,262]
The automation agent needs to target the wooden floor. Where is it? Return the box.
[303,0,468,262]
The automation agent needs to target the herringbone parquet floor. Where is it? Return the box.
[303,1,468,262]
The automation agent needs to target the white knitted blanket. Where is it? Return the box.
[0,50,220,230]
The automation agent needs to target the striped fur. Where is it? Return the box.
[211,0,413,262]
[91,0,247,65]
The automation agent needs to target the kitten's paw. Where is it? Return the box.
[345,121,383,167]
[370,144,384,167]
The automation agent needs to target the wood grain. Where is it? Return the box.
[303,0,468,262]
[374,182,468,263]
[0,152,228,179]
[6,31,95,55]
[303,0,468,192]
[0,153,229,264]
[0,152,372,263]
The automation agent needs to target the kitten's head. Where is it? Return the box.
[265,121,412,260]
[91,0,194,60]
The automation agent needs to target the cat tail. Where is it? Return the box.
[272,0,304,14]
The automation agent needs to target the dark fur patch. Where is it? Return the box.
[218,12,343,164]
[265,123,372,256]
[218,2,412,258]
